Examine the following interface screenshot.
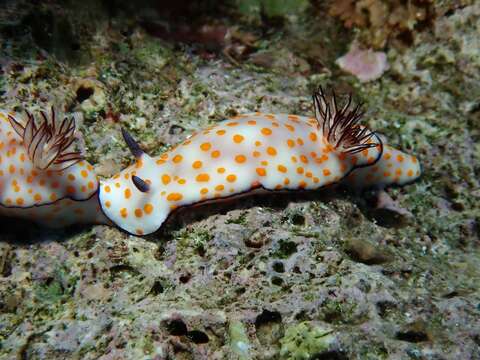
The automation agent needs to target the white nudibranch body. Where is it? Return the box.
[0,89,421,234]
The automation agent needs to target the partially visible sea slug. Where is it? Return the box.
[0,88,421,235]
[0,108,107,227]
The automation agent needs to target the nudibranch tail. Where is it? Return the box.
[8,107,83,171]
[313,87,377,155]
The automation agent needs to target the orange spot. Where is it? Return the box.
[66,186,75,194]
[296,167,304,174]
[172,154,183,163]
[135,159,143,169]
[192,160,203,169]
[266,147,277,156]
[306,172,313,178]
[124,188,131,199]
[275,184,282,190]
[235,154,247,163]
[291,156,297,163]
[256,168,267,176]
[397,154,404,162]
[277,165,287,173]
[50,193,57,201]
[233,134,244,143]
[135,209,143,218]
[340,163,348,172]
[252,151,261,157]
[407,169,414,177]
[39,179,46,186]
[211,150,221,158]
[272,122,279,128]
[196,173,210,182]
[217,167,226,174]
[144,203,154,214]
[261,160,268,166]
[284,178,290,185]
[412,156,417,164]
[383,171,391,177]
[226,174,237,182]
[16,197,24,206]
[201,142,213,152]
[299,181,307,189]
[27,176,33,184]
[20,153,25,162]
[350,157,358,165]
[156,159,166,165]
[255,141,262,147]
[362,149,369,157]
[288,115,299,122]
[115,182,121,188]
[68,174,76,181]
[323,169,331,176]
[309,132,317,142]
[216,129,226,135]
[178,178,186,185]
[200,188,208,195]
[33,193,42,201]
[105,200,111,208]
[120,208,128,218]
[248,120,256,125]
[136,229,144,235]
[167,193,183,201]
[297,138,304,146]
[300,155,309,164]
[384,153,392,160]
[105,185,111,193]
[284,124,295,132]
[287,139,295,148]
[261,128,272,136]
[162,174,171,185]
[395,169,403,176]
[215,184,224,191]
[9,164,15,174]
[313,177,319,183]
[265,114,275,120]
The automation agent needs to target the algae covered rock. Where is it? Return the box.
[279,321,336,360]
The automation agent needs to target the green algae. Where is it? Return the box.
[228,320,251,360]
[279,322,334,360]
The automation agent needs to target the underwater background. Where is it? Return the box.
[0,0,479,358]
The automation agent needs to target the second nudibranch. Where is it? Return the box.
[99,90,421,235]
[0,108,107,227]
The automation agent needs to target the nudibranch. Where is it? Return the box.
[0,89,421,235]
[0,108,107,227]
[99,89,421,235]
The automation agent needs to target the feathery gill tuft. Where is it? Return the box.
[313,87,379,154]
[8,107,84,171]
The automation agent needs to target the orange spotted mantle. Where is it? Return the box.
[0,110,107,227]
[99,112,420,236]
